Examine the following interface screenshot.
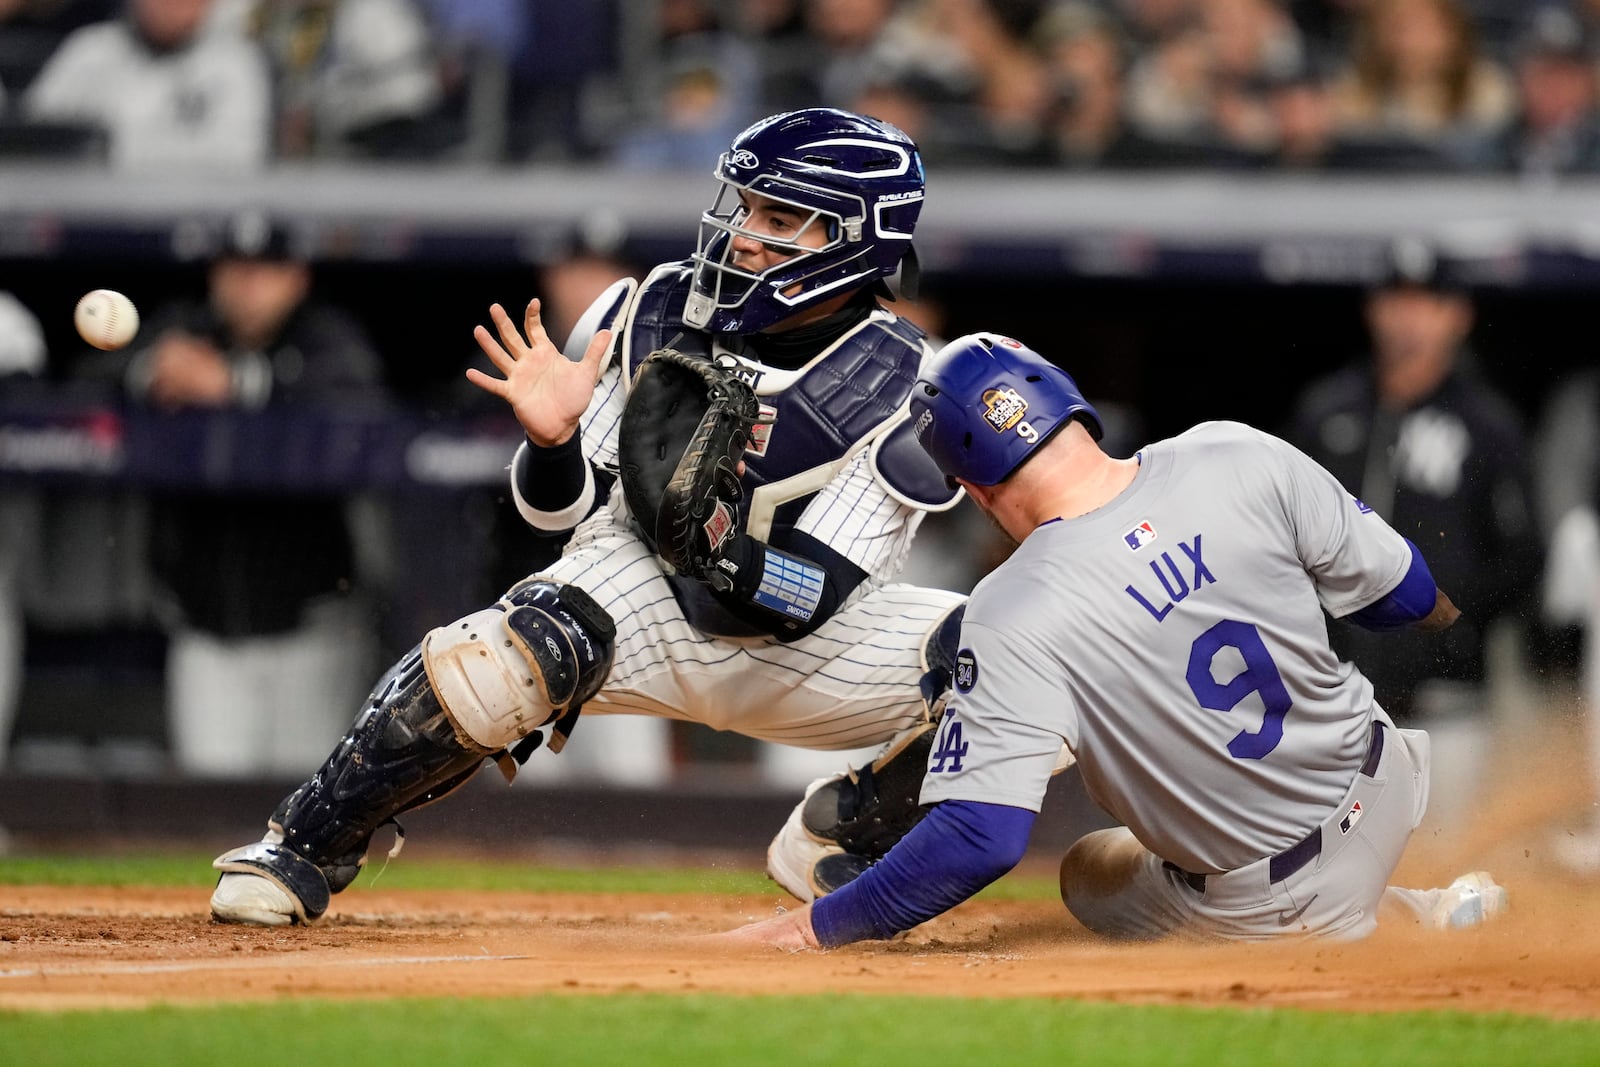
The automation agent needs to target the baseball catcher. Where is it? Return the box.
[210,108,968,925]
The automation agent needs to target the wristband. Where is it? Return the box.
[751,546,825,623]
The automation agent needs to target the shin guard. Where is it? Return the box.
[214,645,491,921]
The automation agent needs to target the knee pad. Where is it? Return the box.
[424,580,616,750]
[922,601,966,678]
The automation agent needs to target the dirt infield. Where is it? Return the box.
[0,870,1597,1017]
[3,714,1600,1018]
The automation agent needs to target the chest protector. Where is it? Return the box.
[613,262,959,635]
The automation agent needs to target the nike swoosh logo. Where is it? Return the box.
[1277,895,1317,927]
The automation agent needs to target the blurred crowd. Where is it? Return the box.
[6,0,1600,177]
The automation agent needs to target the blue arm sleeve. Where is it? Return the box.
[809,799,1035,948]
[1347,538,1439,632]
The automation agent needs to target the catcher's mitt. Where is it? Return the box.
[619,349,763,591]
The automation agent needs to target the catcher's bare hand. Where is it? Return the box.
[466,298,610,446]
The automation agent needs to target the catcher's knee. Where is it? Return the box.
[424,580,616,750]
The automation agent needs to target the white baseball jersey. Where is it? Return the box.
[920,421,1414,874]
[506,270,963,749]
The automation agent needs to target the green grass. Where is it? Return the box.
[1,994,1597,1067]
[0,850,777,895]
[0,851,1065,899]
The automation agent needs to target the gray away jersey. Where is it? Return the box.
[919,421,1415,875]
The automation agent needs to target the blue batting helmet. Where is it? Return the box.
[683,107,924,334]
[910,332,1102,486]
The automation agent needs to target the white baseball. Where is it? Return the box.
[74,289,140,351]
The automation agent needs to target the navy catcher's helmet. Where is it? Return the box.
[911,332,1102,486]
[684,107,924,334]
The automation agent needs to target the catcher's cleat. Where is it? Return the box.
[211,835,330,925]
[211,871,302,926]
[768,723,939,902]
[801,723,937,858]
[767,776,847,902]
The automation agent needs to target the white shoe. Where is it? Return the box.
[765,775,846,903]
[1429,871,1509,930]
[211,871,299,926]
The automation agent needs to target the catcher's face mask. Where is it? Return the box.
[684,107,924,335]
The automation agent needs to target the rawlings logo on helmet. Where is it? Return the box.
[729,149,759,169]
[981,387,1029,434]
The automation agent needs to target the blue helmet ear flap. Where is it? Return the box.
[910,333,1101,486]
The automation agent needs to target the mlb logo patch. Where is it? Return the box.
[1339,800,1363,835]
[1352,495,1374,515]
[1124,521,1157,551]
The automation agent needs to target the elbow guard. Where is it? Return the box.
[1347,538,1438,632]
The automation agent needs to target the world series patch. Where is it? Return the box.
[981,387,1028,433]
